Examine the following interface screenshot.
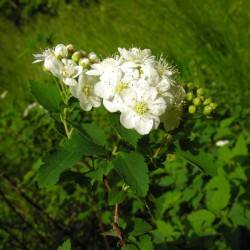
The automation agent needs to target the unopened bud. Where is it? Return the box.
[54,44,68,58]
[66,44,75,54]
[203,105,213,115]
[189,105,196,114]
[88,52,98,62]
[72,51,83,62]
[203,98,212,105]
[79,58,90,68]
[210,102,217,110]
[193,97,201,106]
[186,92,193,101]
[187,83,193,89]
[197,88,204,96]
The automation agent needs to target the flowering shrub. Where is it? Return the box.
[31,44,250,250]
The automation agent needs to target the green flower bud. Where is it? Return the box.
[193,97,201,106]
[66,44,75,54]
[187,83,193,89]
[210,102,217,110]
[203,105,213,115]
[72,51,83,62]
[186,92,193,101]
[203,98,212,105]
[79,58,90,68]
[189,105,196,114]
[197,88,204,96]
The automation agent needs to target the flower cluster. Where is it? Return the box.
[33,45,186,135]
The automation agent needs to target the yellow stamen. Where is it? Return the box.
[134,101,149,115]
[115,82,128,93]
[82,85,91,96]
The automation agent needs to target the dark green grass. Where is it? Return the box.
[0,0,249,109]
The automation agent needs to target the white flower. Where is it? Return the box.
[54,44,68,58]
[216,140,229,147]
[118,47,155,67]
[60,59,82,86]
[87,58,120,76]
[44,54,63,77]
[70,73,101,111]
[33,49,53,64]
[120,87,166,135]
[156,57,175,77]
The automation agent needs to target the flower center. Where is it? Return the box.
[61,66,74,77]
[115,82,128,93]
[137,66,143,76]
[134,101,149,115]
[82,85,92,96]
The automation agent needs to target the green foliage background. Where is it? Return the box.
[0,0,250,249]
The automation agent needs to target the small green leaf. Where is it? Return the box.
[139,235,153,250]
[188,209,216,236]
[86,160,113,182]
[108,189,126,206]
[82,123,108,146]
[30,80,63,113]
[130,218,152,236]
[57,239,71,250]
[122,244,138,250]
[109,113,141,147]
[176,146,220,176]
[37,131,106,187]
[205,175,231,213]
[229,203,250,229]
[112,152,149,197]
[155,220,178,241]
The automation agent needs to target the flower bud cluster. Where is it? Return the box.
[184,83,217,116]
[33,45,186,135]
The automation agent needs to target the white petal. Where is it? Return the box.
[134,117,154,135]
[72,66,83,78]
[63,78,77,86]
[103,99,121,112]
[80,101,92,111]
[120,112,136,129]
[94,81,114,100]
[69,85,78,97]
[44,55,62,77]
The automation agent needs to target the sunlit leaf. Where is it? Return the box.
[112,152,149,197]
[205,175,230,213]
[37,131,106,187]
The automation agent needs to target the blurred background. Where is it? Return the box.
[0,0,250,249]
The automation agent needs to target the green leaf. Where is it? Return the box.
[130,218,152,236]
[109,113,141,147]
[108,188,126,206]
[37,131,106,187]
[188,209,216,236]
[112,152,149,197]
[122,245,138,250]
[176,146,220,176]
[229,203,250,229]
[139,235,153,250]
[82,123,108,146]
[231,133,248,157]
[30,80,63,113]
[57,239,71,250]
[155,220,179,241]
[205,175,231,213]
[86,160,113,182]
